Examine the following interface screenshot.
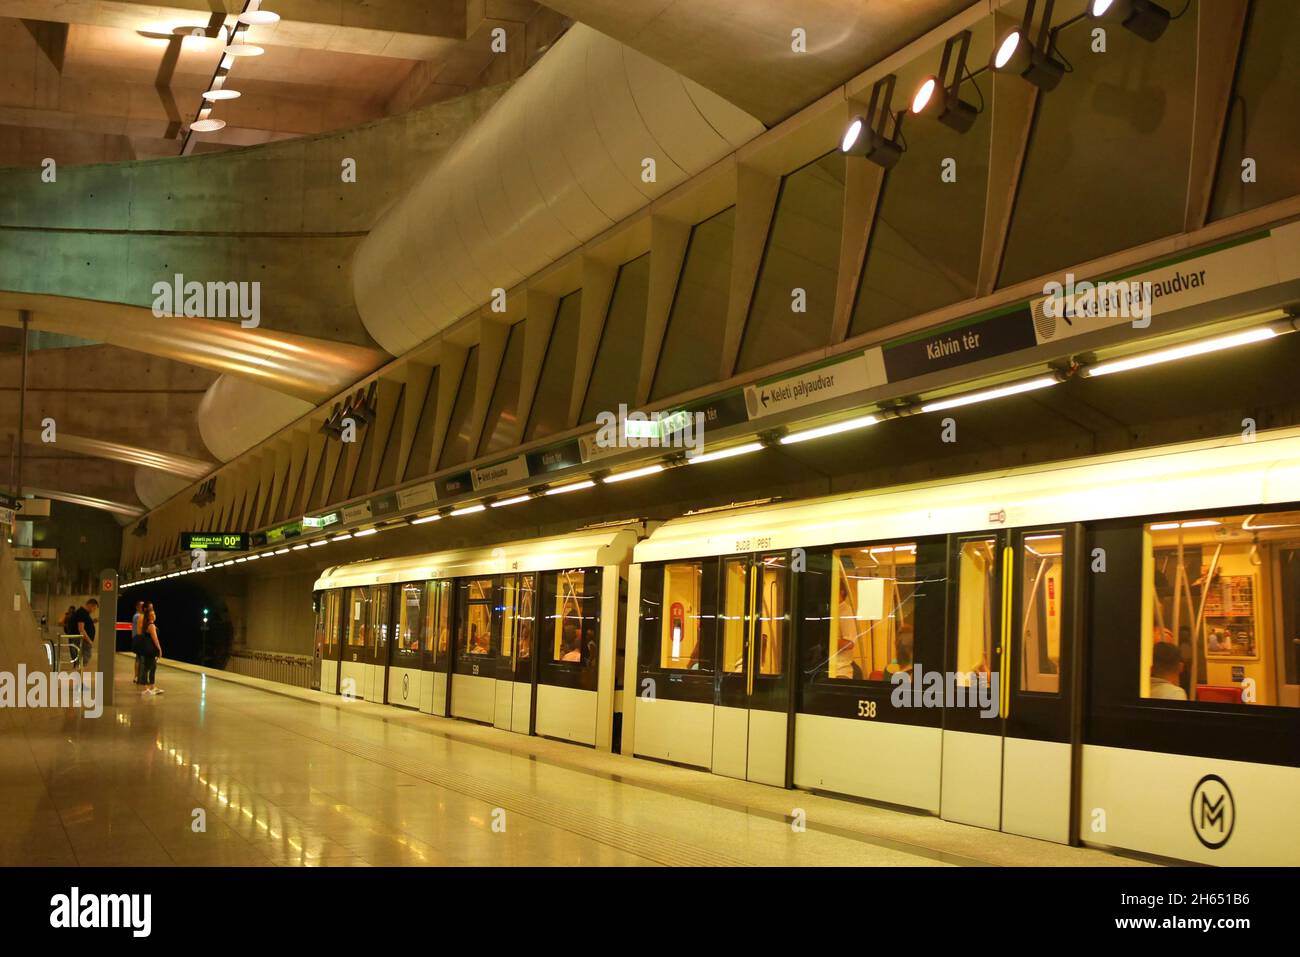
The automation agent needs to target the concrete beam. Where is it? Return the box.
[0,0,488,55]
[0,293,386,404]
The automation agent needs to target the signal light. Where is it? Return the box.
[1088,0,1171,43]
[990,0,1065,91]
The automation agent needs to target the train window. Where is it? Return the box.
[1019,534,1063,693]
[424,580,451,659]
[546,569,598,664]
[1142,510,1300,707]
[346,587,371,647]
[369,588,390,655]
[396,583,425,652]
[501,577,517,659]
[458,578,495,657]
[721,559,746,673]
[828,544,917,680]
[661,562,706,670]
[517,574,535,661]
[317,591,342,653]
[756,554,788,675]
[954,539,997,683]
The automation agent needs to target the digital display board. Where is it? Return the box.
[181,532,248,551]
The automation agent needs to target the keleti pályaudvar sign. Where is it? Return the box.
[180,532,249,551]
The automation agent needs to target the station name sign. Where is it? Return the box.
[180,532,248,551]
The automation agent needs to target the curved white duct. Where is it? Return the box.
[197,376,315,463]
[354,24,764,356]
[134,468,192,511]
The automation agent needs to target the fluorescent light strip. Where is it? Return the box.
[450,504,486,516]
[410,515,441,525]
[920,376,1058,413]
[686,442,764,465]
[292,545,309,551]
[491,494,532,508]
[545,480,596,496]
[1084,327,1278,378]
[353,528,378,538]
[1150,520,1221,531]
[602,464,664,484]
[309,540,329,547]
[274,548,290,555]
[332,534,353,542]
[781,414,879,446]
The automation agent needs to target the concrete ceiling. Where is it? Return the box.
[0,0,1005,526]
[536,0,974,124]
[0,0,570,165]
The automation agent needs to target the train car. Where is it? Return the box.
[313,527,637,748]
[621,428,1300,865]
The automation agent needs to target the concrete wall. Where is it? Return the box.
[0,539,55,676]
[239,569,317,656]
[0,83,511,347]
[24,501,124,599]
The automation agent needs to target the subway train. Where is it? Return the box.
[314,427,1300,865]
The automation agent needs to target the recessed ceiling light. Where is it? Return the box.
[190,118,226,132]
[202,89,241,101]
[224,43,264,57]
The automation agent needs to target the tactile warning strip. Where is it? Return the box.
[255,711,751,868]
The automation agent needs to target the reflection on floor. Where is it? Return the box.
[0,655,1149,867]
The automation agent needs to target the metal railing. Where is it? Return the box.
[44,634,85,671]
[224,650,315,689]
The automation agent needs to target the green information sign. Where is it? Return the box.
[180,532,249,551]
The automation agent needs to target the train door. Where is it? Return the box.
[940,527,1079,843]
[364,585,392,703]
[316,590,343,694]
[506,574,538,733]
[450,577,499,723]
[494,576,521,730]
[422,580,452,716]
[340,586,373,700]
[712,552,794,787]
[387,582,424,709]
[1000,526,1079,843]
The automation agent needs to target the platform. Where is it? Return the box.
[0,654,1149,868]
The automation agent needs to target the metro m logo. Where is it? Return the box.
[1200,793,1226,830]
[1190,774,1235,849]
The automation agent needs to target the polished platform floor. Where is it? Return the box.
[0,654,1148,867]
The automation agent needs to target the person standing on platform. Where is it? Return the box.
[139,608,165,696]
[131,601,145,684]
[71,598,98,671]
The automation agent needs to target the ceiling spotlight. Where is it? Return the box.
[190,118,226,132]
[1088,0,1171,43]
[202,89,241,101]
[991,0,1065,91]
[911,31,979,133]
[238,10,281,26]
[224,43,264,57]
[841,75,904,169]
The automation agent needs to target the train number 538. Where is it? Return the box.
[856,700,877,718]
